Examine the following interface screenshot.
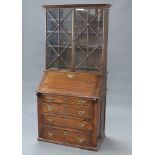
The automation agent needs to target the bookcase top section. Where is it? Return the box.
[43,4,111,9]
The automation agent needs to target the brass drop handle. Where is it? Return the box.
[77,100,85,104]
[64,131,69,136]
[78,122,85,128]
[47,105,54,111]
[78,110,85,116]
[47,118,54,123]
[48,132,54,137]
[67,73,74,78]
[77,137,84,143]
[47,97,54,102]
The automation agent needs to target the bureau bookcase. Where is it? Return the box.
[36,4,111,151]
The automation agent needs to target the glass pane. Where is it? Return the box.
[47,9,59,22]
[47,14,57,32]
[75,28,87,48]
[75,28,87,70]
[75,47,87,70]
[59,9,72,69]
[75,9,87,36]
[59,45,72,69]
[59,31,70,47]
[47,32,59,50]
[89,9,97,21]
[50,59,59,68]
[75,8,88,22]
[88,47,102,71]
[89,9,103,42]
[88,27,100,49]
[60,12,72,38]
[60,9,72,22]
[46,46,59,68]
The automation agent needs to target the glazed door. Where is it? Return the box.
[46,8,104,72]
[46,8,73,69]
[74,8,103,71]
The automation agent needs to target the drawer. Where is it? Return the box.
[41,126,64,142]
[68,97,93,108]
[41,102,65,115]
[42,114,92,131]
[41,126,92,146]
[64,129,91,146]
[40,95,68,104]
[66,106,93,119]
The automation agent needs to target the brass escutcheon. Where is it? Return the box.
[47,97,54,102]
[78,110,85,116]
[78,122,85,128]
[67,73,74,78]
[77,100,86,106]
[47,118,54,123]
[77,137,84,143]
[64,131,69,136]
[47,105,54,111]
[48,132,54,137]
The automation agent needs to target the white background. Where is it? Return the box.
[0,0,154,155]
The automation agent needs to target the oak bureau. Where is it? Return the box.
[36,4,111,151]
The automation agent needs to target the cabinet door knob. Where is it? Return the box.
[47,105,54,111]
[78,110,85,116]
[48,132,54,137]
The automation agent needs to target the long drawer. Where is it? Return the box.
[39,94,93,108]
[42,114,93,131]
[41,126,92,146]
[40,102,93,119]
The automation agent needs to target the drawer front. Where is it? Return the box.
[42,114,92,131]
[41,102,65,115]
[40,95,68,104]
[66,106,93,119]
[63,130,91,146]
[41,126,64,141]
[41,126,92,146]
[68,97,93,108]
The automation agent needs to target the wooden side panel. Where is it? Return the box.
[99,92,106,138]
[103,9,109,71]
[37,97,42,137]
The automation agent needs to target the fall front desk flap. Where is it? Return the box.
[37,70,105,99]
